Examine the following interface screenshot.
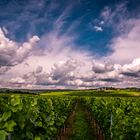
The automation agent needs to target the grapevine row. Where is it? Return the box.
[0,95,75,140]
[83,97,140,140]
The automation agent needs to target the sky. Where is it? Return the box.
[0,0,140,89]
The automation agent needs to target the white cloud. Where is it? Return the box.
[100,2,127,25]
[109,19,140,64]
[0,28,40,67]
[10,77,26,84]
[1,56,140,88]
[121,57,140,77]
[0,2,140,89]
[99,21,105,25]
[35,59,80,86]
[93,26,103,32]
[92,61,114,73]
[98,3,140,65]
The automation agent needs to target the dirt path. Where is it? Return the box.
[58,102,99,140]
[57,103,77,140]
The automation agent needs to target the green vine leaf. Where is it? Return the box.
[0,130,8,140]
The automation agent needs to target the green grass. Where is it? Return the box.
[40,89,140,97]
[71,104,95,140]
[1,89,140,97]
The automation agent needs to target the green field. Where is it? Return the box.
[1,88,140,97]
[0,89,140,140]
[40,89,140,97]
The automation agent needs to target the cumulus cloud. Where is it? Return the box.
[10,77,26,85]
[22,58,139,88]
[92,61,114,73]
[8,58,82,88]
[121,57,140,77]
[51,59,77,79]
[0,28,39,67]
[1,57,140,89]
[91,60,121,83]
[35,59,80,86]
[98,70,121,82]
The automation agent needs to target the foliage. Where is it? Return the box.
[0,95,75,140]
[83,97,140,140]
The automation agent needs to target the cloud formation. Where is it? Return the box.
[109,19,140,64]
[93,26,103,32]
[0,28,39,67]
[0,56,140,89]
[92,61,114,73]
[121,58,140,77]
[0,1,140,89]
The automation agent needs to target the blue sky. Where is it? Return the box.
[0,0,138,55]
[0,0,140,88]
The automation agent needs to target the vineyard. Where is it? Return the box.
[0,95,75,140]
[0,90,140,140]
[83,97,140,140]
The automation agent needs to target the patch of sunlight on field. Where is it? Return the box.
[40,91,71,96]
[40,89,140,97]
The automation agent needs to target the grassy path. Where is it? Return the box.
[71,103,95,140]
[59,103,96,140]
